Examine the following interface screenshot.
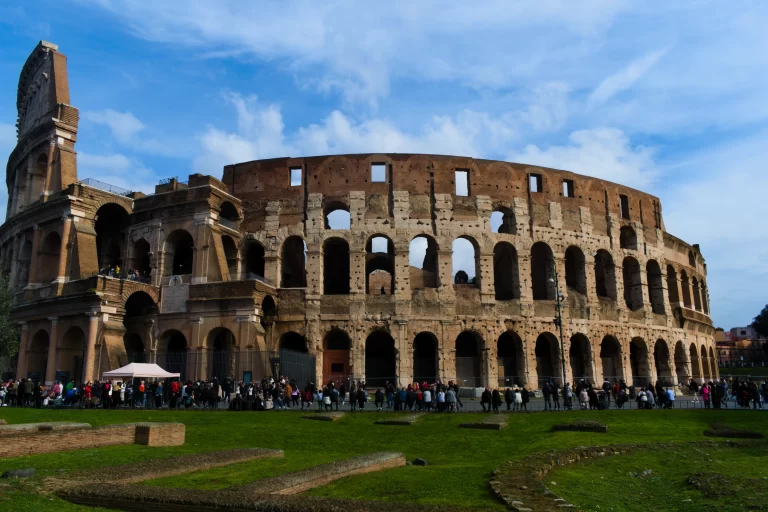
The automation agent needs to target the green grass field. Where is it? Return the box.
[0,408,766,511]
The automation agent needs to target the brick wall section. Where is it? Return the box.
[134,423,185,447]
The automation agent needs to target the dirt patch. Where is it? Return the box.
[459,414,507,430]
[301,412,346,422]
[0,422,91,436]
[551,420,607,433]
[374,414,421,426]
[704,423,764,439]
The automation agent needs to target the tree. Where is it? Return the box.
[0,275,18,359]
[751,304,768,338]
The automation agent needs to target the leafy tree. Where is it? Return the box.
[0,275,18,359]
[751,304,768,339]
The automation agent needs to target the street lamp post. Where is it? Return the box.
[548,266,567,388]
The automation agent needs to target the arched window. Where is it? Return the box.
[629,337,650,386]
[261,295,276,317]
[281,236,306,288]
[27,329,50,381]
[160,330,188,381]
[497,331,524,386]
[323,237,350,295]
[38,232,61,282]
[245,241,265,279]
[688,250,696,268]
[220,201,239,223]
[535,333,560,387]
[622,257,643,311]
[456,331,483,388]
[413,332,438,383]
[365,331,396,387]
[646,260,665,314]
[490,207,516,234]
[531,242,555,300]
[409,235,439,289]
[324,329,351,384]
[680,270,692,308]
[666,265,679,305]
[324,202,351,230]
[619,226,637,250]
[692,277,702,311]
[493,242,519,300]
[594,250,617,300]
[452,236,479,287]
[164,230,194,276]
[564,246,586,295]
[208,327,236,380]
[95,203,130,272]
[600,336,623,382]
[701,281,709,315]
[59,326,86,383]
[654,339,672,385]
[130,239,151,281]
[366,235,394,294]
[222,235,238,278]
[569,333,593,383]
[689,343,701,382]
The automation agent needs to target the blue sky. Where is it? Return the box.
[1,1,766,329]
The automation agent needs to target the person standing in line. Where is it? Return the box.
[491,388,502,413]
[514,387,522,411]
[505,387,514,411]
[349,383,357,411]
[357,387,367,410]
[521,387,529,411]
[480,387,492,412]
[422,387,432,412]
[563,382,573,411]
[374,388,384,411]
[551,383,561,411]
[542,382,552,411]
[155,381,163,408]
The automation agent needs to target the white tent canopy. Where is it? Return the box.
[102,363,180,380]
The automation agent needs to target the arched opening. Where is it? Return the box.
[222,235,238,278]
[490,207,516,234]
[409,235,439,289]
[674,341,689,384]
[323,237,350,295]
[245,241,266,279]
[600,336,623,382]
[701,344,711,381]
[493,242,519,300]
[279,331,307,353]
[366,235,395,294]
[619,226,637,250]
[709,347,717,379]
[164,230,194,276]
[262,295,276,317]
[497,331,524,386]
[281,236,306,288]
[653,339,672,385]
[535,333,560,387]
[622,257,643,311]
[95,203,130,272]
[130,239,151,281]
[531,242,555,300]
[220,201,239,223]
[160,330,187,381]
[124,291,158,318]
[666,265,680,305]
[692,277,702,312]
[278,331,313,384]
[452,236,479,287]
[456,331,483,388]
[18,240,32,287]
[629,337,650,387]
[646,260,665,314]
[688,250,696,268]
[594,250,617,300]
[208,328,236,380]
[323,329,351,385]
[38,232,61,282]
[413,332,438,383]
[701,282,709,315]
[680,270,692,308]
[324,202,351,230]
[569,333,593,383]
[29,153,47,202]
[58,326,85,384]
[26,329,49,382]
[565,246,587,295]
[689,343,702,382]
[123,333,144,363]
[365,330,396,387]
[123,291,157,364]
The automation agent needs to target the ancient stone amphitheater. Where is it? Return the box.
[2,41,717,390]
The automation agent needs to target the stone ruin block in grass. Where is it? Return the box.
[0,419,6,425]
[374,414,421,426]
[134,422,185,446]
[0,422,91,436]
[301,412,345,422]
[459,414,508,431]
[551,420,608,433]
[704,423,764,439]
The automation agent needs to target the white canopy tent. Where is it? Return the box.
[102,363,180,380]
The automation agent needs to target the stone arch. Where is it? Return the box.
[208,327,236,380]
[674,341,689,384]
[688,250,696,268]
[95,203,130,271]
[123,333,144,363]
[653,339,673,385]
[599,335,624,382]
[130,238,151,280]
[26,329,50,381]
[709,347,717,379]
[701,344,711,381]
[680,270,692,308]
[324,201,351,230]
[666,265,679,305]
[452,235,480,287]
[222,235,238,277]
[689,343,702,382]
[409,234,439,289]
[701,280,709,315]
[366,235,395,294]
[38,231,61,282]
[323,329,351,385]
[497,330,524,386]
[164,229,194,277]
[281,236,307,288]
[365,330,396,387]
[629,337,650,387]
[58,326,85,384]
[244,240,266,279]
[594,249,617,300]
[324,237,350,295]
[262,295,277,317]
[493,242,519,300]
[279,331,308,353]
[646,260,665,314]
[569,333,593,384]
[413,331,439,383]
[622,257,643,311]
[220,201,239,223]
[456,330,484,388]
[490,206,516,234]
[619,226,637,250]
[535,332,561,387]
[123,291,157,362]
[692,277,702,312]
[159,329,187,381]
[531,242,555,300]
[565,246,587,295]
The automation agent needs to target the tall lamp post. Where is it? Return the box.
[548,266,568,388]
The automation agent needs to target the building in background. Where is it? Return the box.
[716,327,767,367]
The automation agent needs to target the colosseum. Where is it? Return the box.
[2,41,718,390]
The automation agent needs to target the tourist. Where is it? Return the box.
[348,383,356,411]
[551,383,561,411]
[542,382,552,411]
[646,387,656,409]
[505,387,514,411]
[521,387,529,411]
[491,388,502,413]
[445,386,457,412]
[423,386,432,412]
[702,383,711,408]
[375,388,384,410]
[480,387,492,412]
[579,388,589,410]
[406,387,416,411]
[323,387,332,411]
[665,387,675,408]
[602,379,611,405]
[283,381,293,408]
[386,381,395,409]
[563,382,573,411]
[436,387,446,412]
[514,387,522,411]
[357,386,367,410]
[155,381,163,408]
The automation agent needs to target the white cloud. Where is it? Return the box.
[77,151,156,194]
[82,109,145,142]
[588,48,669,108]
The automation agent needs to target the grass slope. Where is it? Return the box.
[0,408,766,512]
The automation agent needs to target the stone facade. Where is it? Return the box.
[1,42,718,389]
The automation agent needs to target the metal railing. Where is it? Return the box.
[78,178,133,197]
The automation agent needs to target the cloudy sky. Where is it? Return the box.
[0,1,766,329]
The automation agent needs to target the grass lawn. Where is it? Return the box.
[719,366,768,378]
[0,408,766,511]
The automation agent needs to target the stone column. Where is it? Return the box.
[190,316,204,379]
[393,242,410,299]
[518,254,533,302]
[350,248,366,295]
[264,251,279,286]
[396,320,410,387]
[25,225,42,286]
[42,139,55,199]
[83,312,101,383]
[15,322,29,379]
[478,250,494,302]
[44,317,59,385]
[437,249,454,294]
[192,213,212,284]
[55,216,73,282]
[305,242,323,297]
